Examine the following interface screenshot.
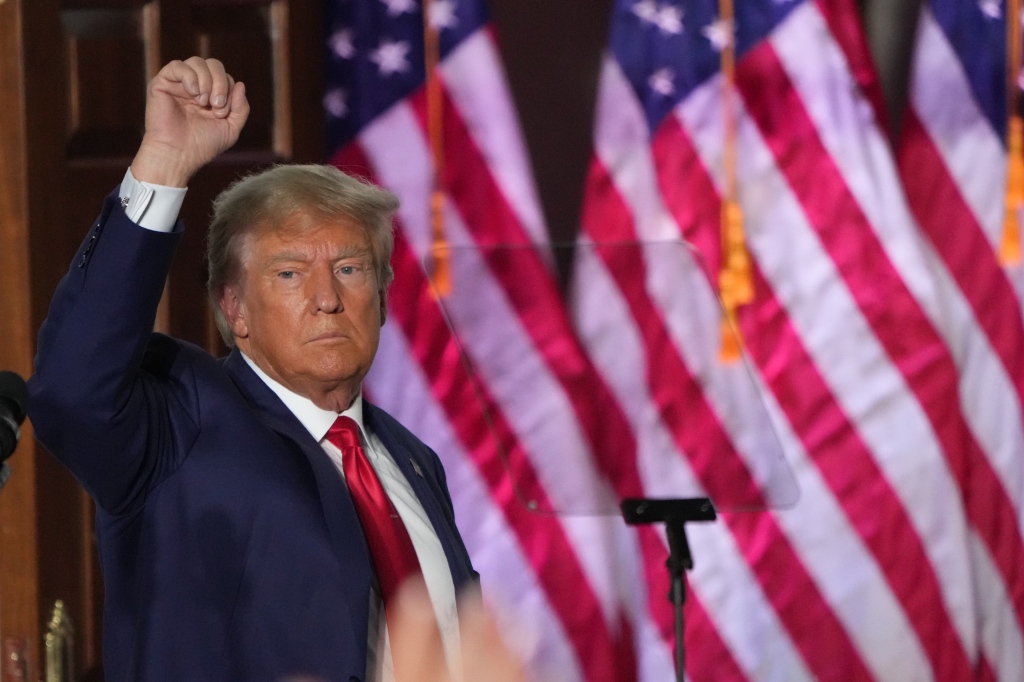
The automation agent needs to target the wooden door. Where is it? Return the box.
[0,0,323,678]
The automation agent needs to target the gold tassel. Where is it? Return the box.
[718,200,750,362]
[721,198,753,305]
[429,189,452,296]
[716,0,749,361]
[719,311,741,362]
[1003,115,1023,266]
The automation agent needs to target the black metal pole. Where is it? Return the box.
[621,498,715,682]
[665,519,692,681]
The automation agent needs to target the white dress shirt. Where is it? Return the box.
[119,170,461,680]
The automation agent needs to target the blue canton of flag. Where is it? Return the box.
[927,0,1008,137]
[610,0,800,133]
[323,0,485,151]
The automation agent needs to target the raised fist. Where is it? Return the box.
[130,57,249,187]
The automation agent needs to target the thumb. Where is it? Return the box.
[224,81,250,141]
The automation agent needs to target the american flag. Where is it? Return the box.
[894,0,1024,678]
[323,0,1024,679]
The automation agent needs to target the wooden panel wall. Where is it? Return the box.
[0,0,322,678]
[0,0,42,678]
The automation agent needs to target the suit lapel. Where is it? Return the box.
[223,351,372,584]
[222,353,472,594]
[363,402,474,589]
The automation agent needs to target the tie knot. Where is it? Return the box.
[326,415,361,451]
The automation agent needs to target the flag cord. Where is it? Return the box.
[423,0,452,295]
[1003,0,1023,265]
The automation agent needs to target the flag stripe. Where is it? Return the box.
[439,28,549,243]
[904,10,1006,240]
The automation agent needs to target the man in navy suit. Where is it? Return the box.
[29,57,476,682]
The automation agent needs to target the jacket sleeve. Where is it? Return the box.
[28,191,200,515]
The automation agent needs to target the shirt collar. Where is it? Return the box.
[241,352,365,442]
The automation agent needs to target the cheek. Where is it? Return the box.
[247,290,307,337]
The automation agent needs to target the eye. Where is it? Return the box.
[338,265,358,276]
[278,270,296,280]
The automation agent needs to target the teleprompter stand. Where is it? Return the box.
[621,497,717,682]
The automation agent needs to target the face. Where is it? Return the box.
[219,211,387,410]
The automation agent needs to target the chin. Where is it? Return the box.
[310,356,366,385]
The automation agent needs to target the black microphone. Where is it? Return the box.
[0,370,28,462]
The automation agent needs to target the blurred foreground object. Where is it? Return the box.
[392,582,526,682]
[44,601,73,682]
[2,638,30,681]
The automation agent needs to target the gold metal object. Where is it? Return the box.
[44,600,74,682]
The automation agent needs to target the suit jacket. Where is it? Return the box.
[28,192,476,682]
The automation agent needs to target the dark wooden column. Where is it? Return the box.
[0,0,43,678]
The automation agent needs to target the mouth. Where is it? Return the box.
[308,330,350,343]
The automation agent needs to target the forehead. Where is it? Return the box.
[247,210,372,259]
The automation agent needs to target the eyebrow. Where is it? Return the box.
[264,246,373,266]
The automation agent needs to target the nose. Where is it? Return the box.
[309,265,343,313]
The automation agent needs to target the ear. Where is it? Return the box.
[378,287,388,327]
[218,284,250,339]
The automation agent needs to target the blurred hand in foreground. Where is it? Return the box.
[392,581,527,682]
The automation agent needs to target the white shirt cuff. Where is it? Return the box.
[119,169,187,233]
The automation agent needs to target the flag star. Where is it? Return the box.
[429,0,458,29]
[979,0,1002,18]
[655,5,683,34]
[702,18,733,51]
[632,0,658,23]
[648,67,675,96]
[330,29,356,59]
[323,89,348,118]
[370,39,411,76]
[380,0,417,16]
[978,0,1002,17]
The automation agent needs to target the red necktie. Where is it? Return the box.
[326,416,423,619]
